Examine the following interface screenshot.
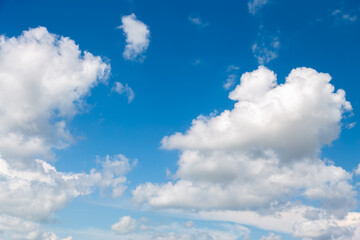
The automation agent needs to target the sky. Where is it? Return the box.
[0,0,360,239]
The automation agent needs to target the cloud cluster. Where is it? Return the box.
[0,27,134,239]
[111,216,250,240]
[0,149,133,238]
[119,14,150,61]
[332,9,357,23]
[0,26,110,167]
[133,66,356,238]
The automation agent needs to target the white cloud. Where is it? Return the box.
[192,206,360,240]
[332,9,357,22]
[223,65,239,90]
[111,216,137,235]
[292,219,354,240]
[355,164,360,175]
[252,34,279,65]
[0,154,133,222]
[259,233,282,240]
[188,16,209,27]
[0,26,110,167]
[133,66,355,219]
[119,14,150,61]
[110,218,249,240]
[112,81,135,103]
[42,232,72,240]
[0,214,73,240]
[0,214,41,240]
[248,0,268,15]
[0,27,133,239]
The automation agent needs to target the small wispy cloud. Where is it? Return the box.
[252,32,280,65]
[223,65,239,90]
[112,82,135,103]
[332,9,357,22]
[248,0,268,15]
[188,16,209,27]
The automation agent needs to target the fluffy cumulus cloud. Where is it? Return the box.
[0,27,133,239]
[112,81,135,103]
[119,13,150,61]
[248,0,268,15]
[133,66,357,239]
[0,26,110,167]
[111,216,250,240]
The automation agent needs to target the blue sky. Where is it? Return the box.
[0,0,360,239]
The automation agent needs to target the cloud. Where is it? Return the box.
[118,14,150,61]
[192,206,360,239]
[133,66,355,219]
[0,27,133,239]
[0,214,73,240]
[0,153,134,240]
[259,233,282,240]
[112,81,135,103]
[0,214,41,240]
[111,217,249,240]
[332,9,357,22]
[184,220,194,228]
[188,16,209,27]
[42,232,72,240]
[292,219,354,240]
[252,33,279,65]
[111,216,137,235]
[0,154,133,223]
[248,0,268,15]
[0,26,110,167]
[223,65,239,90]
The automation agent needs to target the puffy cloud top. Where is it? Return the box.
[0,27,110,166]
[162,66,351,162]
[134,66,355,219]
[119,14,150,61]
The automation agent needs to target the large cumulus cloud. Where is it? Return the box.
[0,27,132,239]
[133,66,357,239]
